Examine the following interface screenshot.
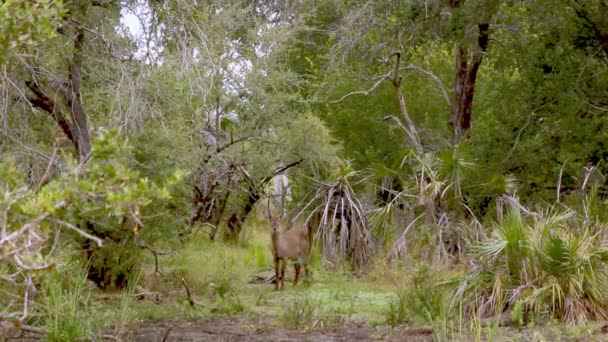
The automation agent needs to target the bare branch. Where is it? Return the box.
[180,277,203,307]
[329,73,391,104]
[49,218,104,247]
[0,213,50,247]
[38,147,58,187]
[383,115,409,135]
[137,243,172,275]
[68,19,133,62]
[400,65,451,108]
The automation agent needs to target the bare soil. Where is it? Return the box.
[125,317,434,342]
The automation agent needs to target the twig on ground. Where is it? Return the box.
[162,325,175,342]
[180,277,201,307]
[137,243,172,275]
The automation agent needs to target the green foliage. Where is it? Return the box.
[2,0,608,334]
[0,0,64,64]
[55,130,181,288]
[1,130,182,323]
[208,276,245,315]
[282,295,319,330]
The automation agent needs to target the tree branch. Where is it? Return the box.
[49,218,104,247]
[261,159,304,185]
[0,213,50,248]
[25,79,77,148]
[386,51,423,154]
[63,29,92,161]
[329,73,391,104]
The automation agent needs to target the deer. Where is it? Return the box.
[267,199,312,291]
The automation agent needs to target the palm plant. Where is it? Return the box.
[297,162,375,270]
[454,197,608,323]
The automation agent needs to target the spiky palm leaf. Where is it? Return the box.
[298,166,375,270]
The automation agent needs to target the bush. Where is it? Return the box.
[0,130,182,321]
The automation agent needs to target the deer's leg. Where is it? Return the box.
[280,260,287,290]
[274,256,280,291]
[294,264,301,286]
[304,263,310,280]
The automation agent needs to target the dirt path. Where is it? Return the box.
[127,317,434,342]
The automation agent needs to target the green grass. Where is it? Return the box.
[127,232,402,327]
[36,264,111,341]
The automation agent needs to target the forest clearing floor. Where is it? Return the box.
[8,235,608,341]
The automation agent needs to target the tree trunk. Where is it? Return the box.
[64,29,92,162]
[450,23,491,143]
[25,28,91,162]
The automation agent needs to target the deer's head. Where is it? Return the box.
[267,197,282,233]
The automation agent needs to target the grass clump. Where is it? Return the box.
[282,295,320,330]
[281,293,355,330]
[384,264,446,327]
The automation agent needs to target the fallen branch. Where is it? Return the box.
[401,325,434,335]
[248,274,276,285]
[19,323,44,335]
[162,325,175,342]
